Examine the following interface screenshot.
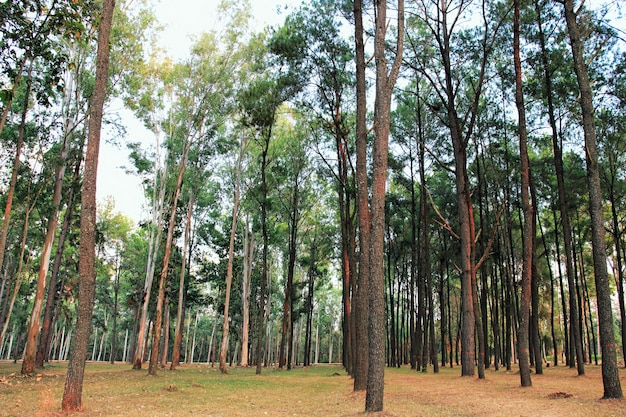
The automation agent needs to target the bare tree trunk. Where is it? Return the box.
[366,0,404,412]
[0,185,39,349]
[62,0,115,408]
[534,0,584,375]
[111,246,121,364]
[148,141,189,376]
[220,172,241,373]
[513,0,533,387]
[564,0,622,398]
[132,133,168,370]
[256,133,271,375]
[22,128,70,374]
[0,59,31,277]
[160,296,170,367]
[352,0,369,392]
[240,219,254,367]
[38,151,83,367]
[171,193,194,370]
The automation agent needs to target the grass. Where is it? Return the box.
[0,360,624,416]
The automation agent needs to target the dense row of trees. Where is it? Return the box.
[0,0,625,412]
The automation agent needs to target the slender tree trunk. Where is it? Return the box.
[220,181,240,373]
[539,215,559,366]
[564,0,622,398]
[0,59,31,277]
[256,132,271,375]
[37,151,83,367]
[171,194,194,370]
[22,129,70,374]
[439,4,477,375]
[133,134,168,370]
[531,181,542,374]
[304,237,316,367]
[240,219,254,367]
[110,248,121,364]
[62,0,115,408]
[0,64,33,343]
[513,0,533,387]
[279,191,299,370]
[148,142,189,376]
[160,296,170,367]
[535,0,584,375]
[0,187,38,350]
[366,0,403,411]
[609,195,626,367]
[352,0,369,392]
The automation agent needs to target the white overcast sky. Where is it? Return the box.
[97,0,302,223]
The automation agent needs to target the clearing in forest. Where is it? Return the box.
[0,361,624,416]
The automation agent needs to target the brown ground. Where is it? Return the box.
[0,361,624,416]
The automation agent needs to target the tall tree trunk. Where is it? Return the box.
[110,246,121,364]
[160,296,170,366]
[256,132,271,375]
[61,0,115,408]
[609,192,626,367]
[438,2,478,376]
[240,219,254,367]
[0,59,31,277]
[352,0,369,392]
[132,134,168,370]
[279,189,299,370]
[366,0,403,411]
[148,141,189,376]
[513,0,533,387]
[564,0,622,399]
[535,0,584,375]
[22,126,70,374]
[285,195,298,369]
[37,150,83,367]
[539,215,559,366]
[0,184,39,350]
[220,178,240,373]
[304,235,316,367]
[552,207,570,366]
[171,193,194,370]
[530,180,543,374]
[418,109,432,373]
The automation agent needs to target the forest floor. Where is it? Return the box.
[0,360,624,416]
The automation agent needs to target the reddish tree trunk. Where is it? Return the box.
[62,0,115,409]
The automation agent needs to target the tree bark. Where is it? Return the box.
[171,193,194,370]
[148,141,189,376]
[256,131,271,375]
[220,180,240,373]
[534,0,584,375]
[62,0,115,409]
[513,0,533,387]
[240,219,254,367]
[37,150,83,367]
[366,0,403,412]
[564,0,622,398]
[352,0,369,391]
[22,123,70,374]
[132,133,168,370]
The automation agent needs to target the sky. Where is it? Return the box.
[97,0,302,223]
